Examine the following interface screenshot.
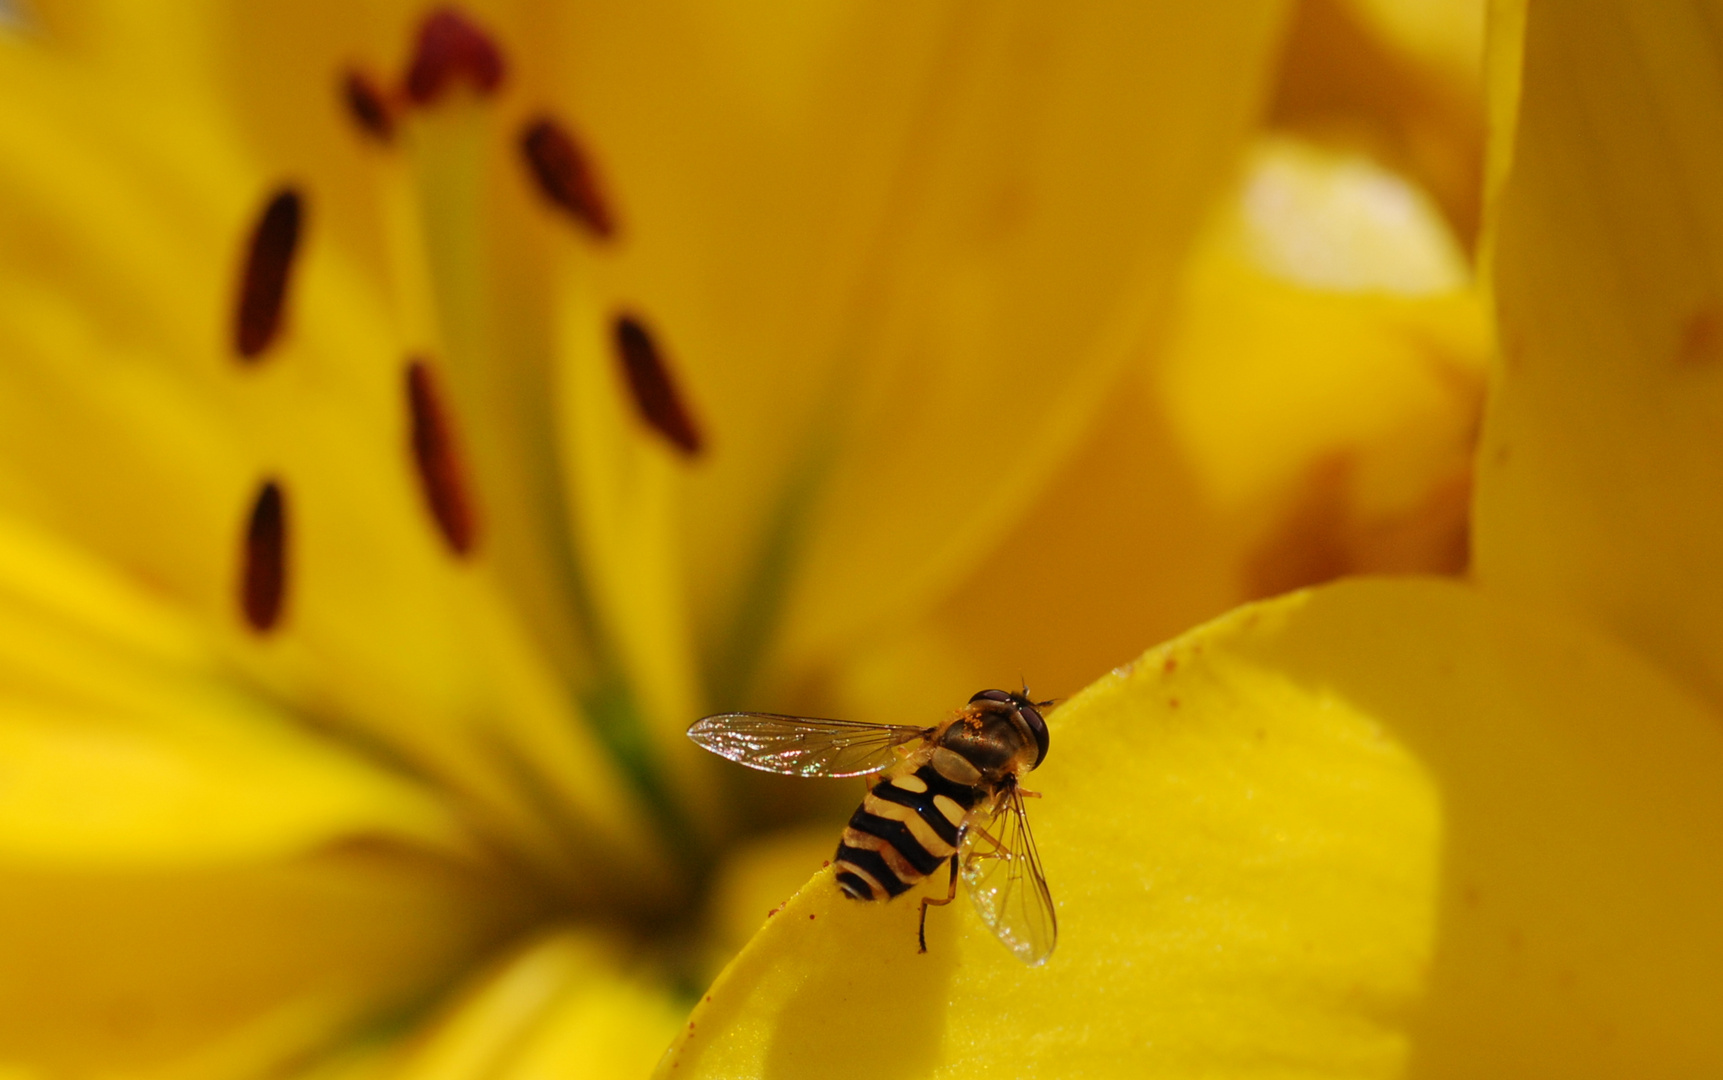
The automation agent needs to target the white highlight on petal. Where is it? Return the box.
[1240,138,1468,296]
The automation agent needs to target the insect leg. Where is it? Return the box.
[917,854,961,954]
[966,820,1009,858]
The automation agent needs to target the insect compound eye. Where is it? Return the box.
[1019,703,1050,769]
[969,689,1014,705]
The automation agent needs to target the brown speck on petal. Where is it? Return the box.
[242,480,289,632]
[1679,303,1722,366]
[234,189,303,361]
[520,117,616,238]
[407,360,479,555]
[342,68,395,141]
[405,7,505,105]
[613,314,704,456]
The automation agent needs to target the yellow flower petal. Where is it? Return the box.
[1476,0,1723,712]
[696,824,838,985]
[400,3,1046,804]
[617,2,1295,704]
[0,513,476,863]
[832,137,1485,723]
[1480,0,1526,212]
[666,577,1723,1076]
[379,22,722,848]
[490,3,1062,714]
[0,519,531,1080]
[1156,140,1483,571]
[1342,0,1485,80]
[0,21,677,891]
[0,850,524,1080]
[424,4,1295,826]
[384,931,684,1080]
[1272,0,1486,243]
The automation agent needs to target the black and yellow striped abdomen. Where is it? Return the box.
[834,762,980,901]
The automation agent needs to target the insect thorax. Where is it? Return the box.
[933,701,1037,784]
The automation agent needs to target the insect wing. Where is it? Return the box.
[686,713,930,778]
[960,785,1057,965]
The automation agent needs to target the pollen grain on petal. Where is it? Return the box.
[234,188,304,361]
[520,116,617,239]
[242,479,289,633]
[342,68,395,141]
[407,359,479,556]
[613,313,704,457]
[404,7,506,106]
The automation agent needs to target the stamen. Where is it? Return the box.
[342,68,395,141]
[613,314,703,456]
[406,360,478,555]
[405,7,505,105]
[234,189,304,361]
[242,480,289,632]
[520,117,616,238]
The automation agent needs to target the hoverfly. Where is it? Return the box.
[687,689,1056,965]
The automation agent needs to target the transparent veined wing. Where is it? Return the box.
[960,783,1057,965]
[686,713,931,778]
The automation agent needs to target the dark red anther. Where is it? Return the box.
[342,68,395,141]
[405,7,505,105]
[234,188,303,361]
[242,480,289,632]
[520,117,616,239]
[613,314,703,457]
[406,360,478,555]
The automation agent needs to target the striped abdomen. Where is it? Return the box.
[835,762,980,901]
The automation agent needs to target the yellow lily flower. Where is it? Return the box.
[672,1,1723,1076]
[0,1,1542,1078]
[0,0,1293,1075]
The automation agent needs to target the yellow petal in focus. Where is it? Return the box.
[696,824,838,986]
[667,578,1723,1077]
[1476,0,1723,714]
